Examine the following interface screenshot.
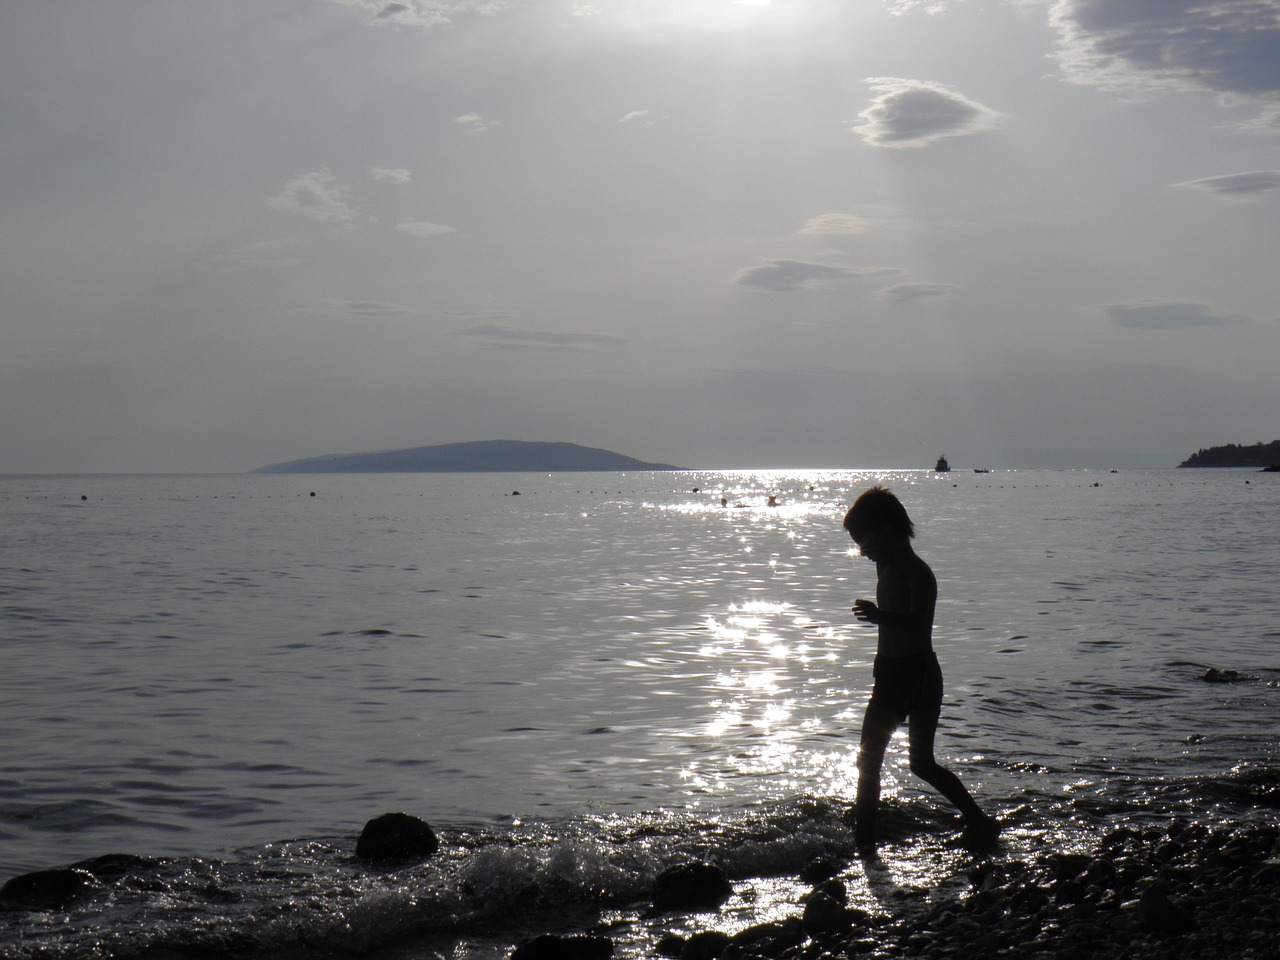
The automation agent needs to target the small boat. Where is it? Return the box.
[935,455,950,473]
[973,468,990,474]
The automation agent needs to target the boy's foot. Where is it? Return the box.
[852,822,878,858]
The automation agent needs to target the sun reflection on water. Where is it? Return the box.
[687,595,875,802]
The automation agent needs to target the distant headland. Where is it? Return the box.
[1178,440,1280,468]
[251,440,683,474]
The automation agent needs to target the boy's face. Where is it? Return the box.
[849,526,887,563]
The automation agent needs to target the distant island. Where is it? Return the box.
[251,440,683,474]
[1178,440,1280,468]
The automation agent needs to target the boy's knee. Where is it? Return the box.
[908,756,939,779]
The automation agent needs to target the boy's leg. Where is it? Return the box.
[906,673,995,834]
[854,702,897,848]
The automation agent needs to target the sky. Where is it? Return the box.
[3,0,1278,472]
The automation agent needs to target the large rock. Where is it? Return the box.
[355,812,439,866]
[728,917,805,956]
[679,930,732,960]
[0,868,102,910]
[649,861,734,914]
[802,890,853,937]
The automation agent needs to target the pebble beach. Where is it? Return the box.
[516,811,1280,960]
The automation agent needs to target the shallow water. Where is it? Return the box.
[1,469,1277,957]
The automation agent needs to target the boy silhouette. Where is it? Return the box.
[843,486,998,851]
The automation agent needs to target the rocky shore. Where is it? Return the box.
[846,819,1280,960]
[5,811,1277,959]
[516,816,1280,960]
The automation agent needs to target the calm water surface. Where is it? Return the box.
[2,469,1277,957]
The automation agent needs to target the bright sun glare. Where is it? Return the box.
[610,0,779,33]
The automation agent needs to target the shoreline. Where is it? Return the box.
[4,799,1279,959]
[605,813,1280,960]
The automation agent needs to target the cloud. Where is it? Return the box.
[453,324,627,352]
[340,301,424,318]
[330,0,506,29]
[300,299,428,319]
[396,218,456,237]
[372,167,413,184]
[731,259,903,292]
[1103,299,1241,330]
[799,214,869,236]
[1051,0,1280,107]
[454,112,500,134]
[878,282,959,302]
[853,78,1002,148]
[882,0,950,13]
[1176,170,1280,197]
[266,169,356,223]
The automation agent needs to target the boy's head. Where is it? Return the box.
[843,486,916,543]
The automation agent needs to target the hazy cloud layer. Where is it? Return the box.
[732,260,903,292]
[1052,0,1280,107]
[454,324,627,352]
[1104,299,1240,330]
[1176,171,1280,197]
[854,78,1002,148]
[4,2,1279,472]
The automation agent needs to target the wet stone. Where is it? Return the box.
[0,868,102,910]
[355,812,439,866]
[650,861,734,914]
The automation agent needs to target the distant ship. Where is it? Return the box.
[935,455,950,473]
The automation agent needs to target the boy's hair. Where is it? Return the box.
[843,486,916,540]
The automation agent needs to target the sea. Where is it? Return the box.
[2,468,1277,959]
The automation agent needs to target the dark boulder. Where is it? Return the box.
[797,856,842,885]
[355,812,439,866]
[1,868,102,910]
[728,917,805,955]
[802,890,853,937]
[650,861,734,914]
[680,930,732,960]
[509,934,613,960]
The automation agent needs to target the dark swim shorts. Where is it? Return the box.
[868,651,943,723]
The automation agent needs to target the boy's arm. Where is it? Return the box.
[853,563,936,630]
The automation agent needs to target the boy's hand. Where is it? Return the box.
[853,598,881,624]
